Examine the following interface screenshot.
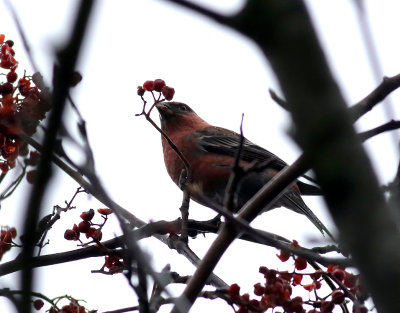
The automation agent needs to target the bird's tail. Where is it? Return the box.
[281,192,335,240]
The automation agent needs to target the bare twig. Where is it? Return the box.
[350,73,400,122]
[359,120,400,142]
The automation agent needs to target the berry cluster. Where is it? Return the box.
[0,226,17,260]
[64,208,113,244]
[137,79,175,101]
[228,267,307,313]
[226,240,368,313]
[0,34,50,175]
[103,255,127,274]
[49,300,88,313]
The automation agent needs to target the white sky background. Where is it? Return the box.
[1,0,400,312]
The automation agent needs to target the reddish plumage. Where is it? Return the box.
[156,101,333,238]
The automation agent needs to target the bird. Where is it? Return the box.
[155,101,333,239]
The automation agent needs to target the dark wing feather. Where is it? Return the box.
[196,127,288,170]
[196,127,323,196]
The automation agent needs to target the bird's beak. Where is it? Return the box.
[155,102,173,117]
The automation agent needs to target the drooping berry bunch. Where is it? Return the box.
[137,79,175,101]
[64,208,113,244]
[0,226,17,260]
[226,240,368,313]
[0,34,51,175]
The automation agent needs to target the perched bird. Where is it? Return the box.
[155,101,333,238]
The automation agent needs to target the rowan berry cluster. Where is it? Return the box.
[0,34,50,176]
[0,226,17,260]
[48,301,88,313]
[137,79,175,101]
[226,240,367,313]
[64,208,113,244]
[103,255,127,273]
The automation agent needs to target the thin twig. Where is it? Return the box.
[359,120,400,142]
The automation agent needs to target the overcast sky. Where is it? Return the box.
[1,1,400,312]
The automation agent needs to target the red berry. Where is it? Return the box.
[343,273,357,288]
[162,86,175,100]
[228,283,240,295]
[253,283,265,296]
[0,162,9,174]
[137,86,145,96]
[303,283,315,291]
[5,40,14,48]
[33,299,44,310]
[0,34,4,44]
[294,257,307,270]
[277,249,290,262]
[2,231,12,243]
[1,82,13,95]
[64,229,76,240]
[153,79,166,92]
[6,71,17,83]
[26,170,37,184]
[249,299,259,308]
[69,71,82,87]
[331,290,345,304]
[80,209,95,221]
[78,220,91,233]
[18,77,30,92]
[310,270,322,281]
[143,80,154,91]
[92,229,102,241]
[332,269,345,282]
[241,293,250,301]
[283,296,303,312]
[9,227,17,238]
[27,151,40,166]
[293,274,303,285]
[97,208,113,215]
[320,300,334,313]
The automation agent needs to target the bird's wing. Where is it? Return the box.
[195,126,288,170]
[195,126,323,195]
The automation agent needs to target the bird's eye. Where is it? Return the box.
[179,105,188,111]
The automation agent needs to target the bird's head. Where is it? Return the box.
[155,101,206,133]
